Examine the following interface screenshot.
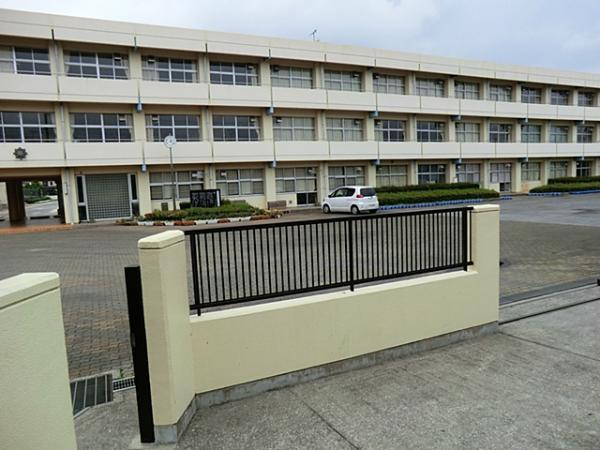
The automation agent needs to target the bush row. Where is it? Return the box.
[375,182,479,193]
[377,188,499,205]
[548,176,600,184]
[141,200,264,221]
[529,182,600,193]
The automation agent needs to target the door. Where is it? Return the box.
[85,173,132,220]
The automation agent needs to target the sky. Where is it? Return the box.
[1,0,600,73]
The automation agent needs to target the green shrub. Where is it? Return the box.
[179,201,191,209]
[375,182,479,193]
[24,195,51,204]
[530,182,600,193]
[141,200,264,221]
[377,188,499,205]
[548,176,600,184]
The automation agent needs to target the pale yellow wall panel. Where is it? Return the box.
[0,143,64,168]
[272,87,327,109]
[583,143,600,156]
[419,62,460,76]
[325,51,375,67]
[209,85,271,107]
[0,73,58,102]
[329,141,377,160]
[58,77,138,103]
[274,141,329,161]
[212,142,273,162]
[460,143,495,159]
[52,27,134,47]
[269,46,325,62]
[495,143,527,158]
[556,105,584,120]
[458,65,495,79]
[527,103,558,120]
[65,142,143,166]
[494,101,527,118]
[206,41,269,58]
[459,99,496,116]
[135,34,206,53]
[139,81,209,105]
[556,143,583,157]
[526,143,558,158]
[378,142,421,159]
[422,142,460,159]
[144,142,212,165]
[377,93,421,113]
[326,91,376,111]
[420,96,460,115]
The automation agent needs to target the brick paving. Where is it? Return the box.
[1,195,599,379]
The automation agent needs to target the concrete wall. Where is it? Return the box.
[0,273,76,450]
[137,204,499,442]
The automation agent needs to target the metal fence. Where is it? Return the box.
[186,207,473,314]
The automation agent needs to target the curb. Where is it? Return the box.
[379,198,484,210]
[528,192,563,197]
[131,215,274,227]
[570,189,600,195]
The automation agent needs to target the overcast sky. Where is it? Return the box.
[1,0,599,73]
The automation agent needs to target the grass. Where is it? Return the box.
[141,200,264,221]
[530,182,600,193]
[377,188,499,205]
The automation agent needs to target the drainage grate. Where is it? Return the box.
[112,376,136,392]
[70,373,113,416]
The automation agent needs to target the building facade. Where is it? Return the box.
[1,9,600,223]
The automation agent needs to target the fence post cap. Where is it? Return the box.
[0,273,59,309]
[138,230,185,250]
[472,204,500,213]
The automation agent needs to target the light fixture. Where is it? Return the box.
[272,65,280,72]
[141,163,147,172]
[271,159,277,168]
[136,102,143,112]
[519,117,528,124]
[369,110,379,118]
[450,115,462,122]
[372,158,381,167]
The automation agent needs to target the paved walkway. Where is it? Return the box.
[74,289,600,449]
[0,195,599,379]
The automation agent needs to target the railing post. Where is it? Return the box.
[348,219,354,291]
[124,265,155,444]
[462,208,469,271]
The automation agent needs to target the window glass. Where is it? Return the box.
[490,85,512,102]
[416,78,444,97]
[455,123,480,142]
[375,120,405,142]
[373,74,405,94]
[455,81,480,100]
[326,118,363,141]
[0,111,56,143]
[324,70,361,92]
[417,121,445,142]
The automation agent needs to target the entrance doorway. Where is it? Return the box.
[0,175,64,226]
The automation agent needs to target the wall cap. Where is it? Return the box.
[472,204,500,213]
[0,273,59,310]
[138,230,184,250]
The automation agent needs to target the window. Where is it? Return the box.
[576,160,592,177]
[549,125,569,143]
[209,62,258,86]
[455,81,480,99]
[65,51,129,79]
[521,162,541,181]
[326,118,363,141]
[577,125,594,143]
[521,124,541,143]
[373,73,405,94]
[550,90,569,105]
[142,56,197,83]
[273,117,315,141]
[271,66,312,88]
[70,113,132,143]
[415,78,444,97]
[328,166,365,189]
[276,167,317,193]
[145,115,201,142]
[375,119,405,142]
[0,46,51,75]
[455,123,480,142]
[490,85,512,102]
[456,163,480,183]
[216,169,264,196]
[149,170,204,200]
[417,121,445,142]
[550,161,568,179]
[376,165,407,187]
[490,163,512,183]
[489,123,512,143]
[578,92,594,107]
[418,164,446,184]
[324,70,361,91]
[212,115,260,141]
[0,111,56,142]
[521,87,542,104]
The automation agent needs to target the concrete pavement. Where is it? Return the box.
[74,290,600,449]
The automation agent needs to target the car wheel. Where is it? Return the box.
[351,205,360,215]
[322,204,331,214]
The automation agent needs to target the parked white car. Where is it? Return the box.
[322,186,379,214]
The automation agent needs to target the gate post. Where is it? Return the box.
[124,265,154,443]
[137,230,195,443]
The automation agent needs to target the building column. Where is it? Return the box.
[447,77,455,98]
[571,89,579,106]
[316,110,327,141]
[0,182,7,207]
[481,80,490,101]
[365,114,376,142]
[447,118,456,142]
[593,158,600,176]
[259,60,271,87]
[314,63,325,90]
[408,161,418,185]
[448,162,457,183]
[264,165,277,206]
[365,163,377,187]
[481,118,490,142]
[198,54,209,84]
[205,165,217,189]
[568,159,577,177]
[137,169,152,216]
[129,48,142,81]
[542,121,551,143]
[543,87,552,105]
[407,114,417,142]
[514,83,522,103]
[317,162,329,202]
[514,122,522,143]
[60,168,78,224]
[6,181,25,224]
[480,160,491,189]
[512,161,522,193]
[540,160,551,185]
[364,68,374,93]
[406,73,416,96]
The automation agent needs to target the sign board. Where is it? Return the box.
[190,189,221,208]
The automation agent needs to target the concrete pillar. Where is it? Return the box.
[316,110,327,141]
[448,119,456,142]
[481,118,490,142]
[365,163,377,186]
[480,160,491,189]
[469,205,500,308]
[408,161,418,185]
[205,165,217,189]
[448,163,457,183]
[317,161,329,201]
[132,107,146,144]
[568,159,577,177]
[314,63,324,90]
[0,273,77,450]
[129,48,142,81]
[571,124,578,143]
[543,87,552,105]
[60,168,78,224]
[571,89,578,106]
[264,165,277,205]
[593,158,600,176]
[50,41,63,77]
[138,231,195,443]
[365,115,376,142]
[541,160,551,185]
[407,115,417,142]
[481,80,490,100]
[514,122,521,143]
[198,54,209,84]
[364,68,374,93]
[137,169,152,216]
[542,121,551,143]
[447,78,455,98]
[259,60,271,87]
[6,181,25,224]
[514,84,522,103]
[0,182,7,207]
[406,73,416,96]
[512,161,522,192]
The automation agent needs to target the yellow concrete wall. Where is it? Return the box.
[188,204,499,393]
[0,273,76,450]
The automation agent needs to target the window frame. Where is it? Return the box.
[145,114,201,142]
[549,125,570,143]
[209,62,259,86]
[0,111,56,143]
[489,84,513,102]
[521,86,542,104]
[489,123,513,143]
[550,89,570,105]
[376,164,408,187]
[417,164,447,184]
[326,118,364,141]
[216,168,264,196]
[273,116,315,141]
[577,125,594,143]
[65,51,129,80]
[521,124,542,143]
[275,167,317,194]
[270,65,313,89]
[455,163,481,183]
[521,162,541,181]
[0,46,51,76]
[374,119,406,142]
[415,78,445,97]
[70,112,133,143]
[373,73,405,95]
[324,70,362,92]
[416,121,445,142]
[212,115,261,142]
[142,56,197,83]
[454,81,480,100]
[149,170,205,200]
[455,122,480,142]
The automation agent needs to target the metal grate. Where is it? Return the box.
[85,173,132,220]
[70,373,113,416]
[112,376,136,392]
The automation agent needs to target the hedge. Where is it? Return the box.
[142,201,263,221]
[377,188,499,205]
[376,182,479,193]
[548,176,600,185]
[530,182,600,193]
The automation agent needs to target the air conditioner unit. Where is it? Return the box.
[114,55,122,61]
[272,65,280,72]
[352,72,360,78]
[373,73,380,79]
[146,57,156,64]
[353,119,361,125]
[275,117,283,124]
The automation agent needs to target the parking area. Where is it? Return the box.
[0,194,599,379]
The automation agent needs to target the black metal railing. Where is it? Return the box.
[186,207,473,314]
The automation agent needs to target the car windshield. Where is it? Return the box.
[360,187,376,197]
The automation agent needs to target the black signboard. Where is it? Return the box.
[190,189,221,208]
